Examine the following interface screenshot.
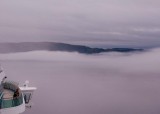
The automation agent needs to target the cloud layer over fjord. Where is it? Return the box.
[0,49,160,114]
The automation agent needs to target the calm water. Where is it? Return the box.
[1,50,160,114]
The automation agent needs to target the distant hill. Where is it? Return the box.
[0,42,143,54]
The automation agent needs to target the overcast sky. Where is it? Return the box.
[0,0,160,48]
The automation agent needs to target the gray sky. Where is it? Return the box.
[0,0,160,48]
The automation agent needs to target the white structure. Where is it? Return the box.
[20,81,37,108]
[0,66,37,114]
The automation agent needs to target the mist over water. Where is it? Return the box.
[0,49,160,114]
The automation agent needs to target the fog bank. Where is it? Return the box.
[0,48,160,114]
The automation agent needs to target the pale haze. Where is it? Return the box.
[0,49,160,114]
[0,1,160,114]
[0,0,160,47]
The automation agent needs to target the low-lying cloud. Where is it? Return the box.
[0,49,160,114]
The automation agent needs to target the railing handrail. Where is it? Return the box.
[0,93,23,109]
[1,93,22,100]
[0,81,23,109]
